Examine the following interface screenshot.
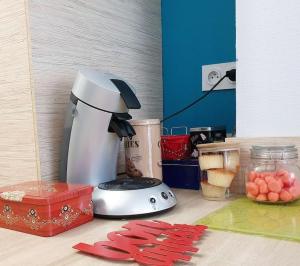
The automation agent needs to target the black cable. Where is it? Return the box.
[161,74,227,123]
[119,69,235,176]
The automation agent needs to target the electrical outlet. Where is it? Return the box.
[202,62,236,91]
[207,70,222,85]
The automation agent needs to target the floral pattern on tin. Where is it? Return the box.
[61,205,70,213]
[52,205,80,227]
[82,201,93,215]
[0,202,91,231]
[0,204,20,225]
[28,208,37,218]
[23,208,50,230]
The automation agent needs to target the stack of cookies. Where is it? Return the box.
[197,143,240,200]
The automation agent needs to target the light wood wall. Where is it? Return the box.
[0,0,162,183]
[0,0,39,186]
[28,0,162,180]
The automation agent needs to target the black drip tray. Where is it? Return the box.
[98,177,162,191]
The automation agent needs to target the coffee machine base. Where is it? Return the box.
[92,177,177,217]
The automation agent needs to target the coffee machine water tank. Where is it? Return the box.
[60,69,141,186]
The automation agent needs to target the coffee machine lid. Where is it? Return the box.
[71,69,140,113]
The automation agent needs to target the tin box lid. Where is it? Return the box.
[129,119,160,126]
[0,181,93,205]
[190,126,226,132]
[250,145,298,160]
[197,142,240,152]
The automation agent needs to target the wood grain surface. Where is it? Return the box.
[0,0,39,186]
[27,0,162,180]
[0,189,299,266]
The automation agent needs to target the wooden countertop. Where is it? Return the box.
[0,189,299,266]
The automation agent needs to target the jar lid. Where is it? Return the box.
[190,126,226,132]
[129,119,160,126]
[251,145,298,160]
[197,142,240,152]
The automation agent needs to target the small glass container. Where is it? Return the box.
[197,143,240,200]
[245,145,300,203]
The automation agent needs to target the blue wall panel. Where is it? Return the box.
[162,0,236,133]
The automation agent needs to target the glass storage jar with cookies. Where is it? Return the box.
[197,143,240,200]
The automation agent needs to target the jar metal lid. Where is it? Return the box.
[129,119,160,126]
[190,126,226,132]
[251,145,298,160]
[197,142,240,152]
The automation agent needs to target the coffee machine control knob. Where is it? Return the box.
[161,192,168,200]
[149,197,156,204]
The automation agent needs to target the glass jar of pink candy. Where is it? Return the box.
[246,145,300,203]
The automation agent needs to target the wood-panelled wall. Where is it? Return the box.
[0,0,39,186]
[0,0,162,183]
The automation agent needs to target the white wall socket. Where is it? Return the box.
[202,61,236,91]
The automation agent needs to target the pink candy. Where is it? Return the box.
[246,169,300,203]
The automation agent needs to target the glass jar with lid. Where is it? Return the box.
[197,143,240,200]
[245,145,300,203]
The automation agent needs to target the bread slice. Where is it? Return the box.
[207,169,235,188]
[198,154,223,170]
[224,151,240,173]
[201,181,226,200]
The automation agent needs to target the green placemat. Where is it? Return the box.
[196,198,300,242]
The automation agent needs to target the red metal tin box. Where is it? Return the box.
[0,181,93,237]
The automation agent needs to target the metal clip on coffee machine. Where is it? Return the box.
[60,69,176,217]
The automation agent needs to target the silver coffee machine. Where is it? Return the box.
[61,69,176,217]
[60,69,140,186]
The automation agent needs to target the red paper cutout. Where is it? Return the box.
[73,241,136,261]
[73,220,207,266]
[108,230,157,245]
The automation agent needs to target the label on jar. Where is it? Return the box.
[190,132,211,157]
[124,123,162,179]
[125,138,143,177]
